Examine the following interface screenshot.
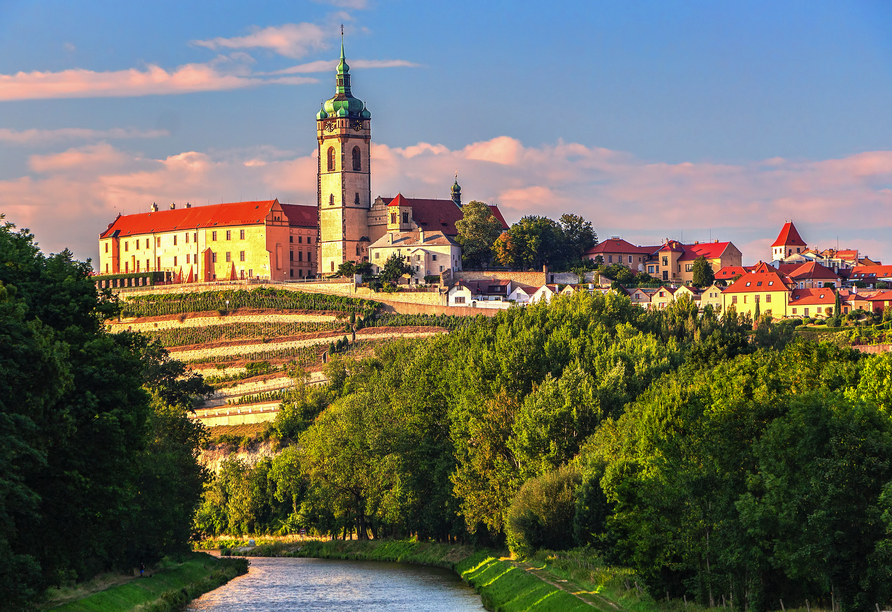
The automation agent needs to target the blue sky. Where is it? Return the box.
[1,0,890,265]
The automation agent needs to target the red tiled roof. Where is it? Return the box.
[751,262,777,274]
[723,270,791,294]
[716,265,747,279]
[866,290,892,302]
[772,222,807,248]
[100,200,279,238]
[788,261,839,281]
[776,263,801,275]
[850,265,892,279]
[381,196,509,236]
[677,242,732,261]
[280,203,317,227]
[790,288,836,305]
[585,238,653,256]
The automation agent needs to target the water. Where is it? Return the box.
[187,556,486,611]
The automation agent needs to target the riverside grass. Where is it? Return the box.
[48,553,247,612]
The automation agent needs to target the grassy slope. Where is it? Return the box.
[49,553,247,612]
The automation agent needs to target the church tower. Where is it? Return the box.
[317,31,372,275]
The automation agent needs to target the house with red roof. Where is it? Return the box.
[641,239,742,285]
[787,261,840,289]
[788,288,837,318]
[721,269,796,319]
[98,199,316,283]
[585,238,654,270]
[850,265,892,287]
[772,221,808,261]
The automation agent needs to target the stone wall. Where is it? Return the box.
[454,270,546,287]
[378,300,503,317]
[853,344,892,354]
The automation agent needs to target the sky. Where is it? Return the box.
[1,0,891,266]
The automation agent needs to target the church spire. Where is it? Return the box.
[336,24,351,95]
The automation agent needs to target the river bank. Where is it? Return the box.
[47,553,248,612]
[214,538,628,612]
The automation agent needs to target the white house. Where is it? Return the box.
[530,284,559,304]
[508,285,535,305]
[369,230,462,283]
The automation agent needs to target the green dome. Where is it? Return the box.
[319,32,370,120]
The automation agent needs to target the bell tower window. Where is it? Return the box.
[352,146,361,171]
[330,193,335,206]
[327,147,336,172]
[354,192,360,205]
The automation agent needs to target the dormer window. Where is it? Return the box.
[745,281,751,287]
[757,281,762,286]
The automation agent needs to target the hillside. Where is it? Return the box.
[105,286,460,434]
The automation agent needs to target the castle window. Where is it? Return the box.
[194,233,197,242]
[185,234,188,244]
[226,252,231,263]
[391,213,397,224]
[290,236,293,243]
[356,245,361,256]
[354,192,360,205]
[352,146,361,171]
[212,231,217,241]
[299,236,303,243]
[226,230,231,240]
[240,229,245,240]
[240,251,245,262]
[308,237,312,244]
[327,147,335,171]
[173,236,177,246]
[402,212,409,224]
[298,252,303,262]
[125,242,129,252]
[186,254,190,264]
[330,193,335,206]
[212,252,217,263]
[289,251,293,262]
[173,256,177,266]
[105,243,108,253]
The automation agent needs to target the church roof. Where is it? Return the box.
[772,222,807,248]
[380,196,509,236]
[318,33,370,120]
[280,203,318,228]
[99,200,280,238]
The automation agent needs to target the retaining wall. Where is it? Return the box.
[853,344,892,354]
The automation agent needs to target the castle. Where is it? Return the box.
[97,35,506,282]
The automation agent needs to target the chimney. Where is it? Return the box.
[388,233,393,245]
[418,229,425,243]
[151,202,158,212]
[170,202,176,209]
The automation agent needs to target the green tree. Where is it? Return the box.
[498,216,565,270]
[505,465,582,557]
[379,253,413,283]
[336,261,357,277]
[455,200,503,269]
[559,213,598,265]
[691,256,715,288]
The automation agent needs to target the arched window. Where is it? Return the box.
[329,193,335,206]
[356,244,361,256]
[352,146,361,171]
[327,147,335,172]
[354,192,360,205]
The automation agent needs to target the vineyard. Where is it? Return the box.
[143,321,343,347]
[368,312,475,331]
[120,287,380,318]
[227,389,291,406]
[180,343,323,367]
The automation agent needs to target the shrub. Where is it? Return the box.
[506,464,581,558]
[826,317,841,328]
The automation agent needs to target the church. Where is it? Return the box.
[97,36,506,283]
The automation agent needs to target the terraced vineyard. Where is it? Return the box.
[108,287,453,430]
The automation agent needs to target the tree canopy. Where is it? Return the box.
[455,200,503,269]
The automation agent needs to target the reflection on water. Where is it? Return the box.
[188,556,486,612]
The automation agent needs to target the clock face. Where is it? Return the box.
[325,121,336,133]
[352,120,363,132]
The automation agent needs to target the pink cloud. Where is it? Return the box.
[2,136,891,266]
[192,23,329,59]
[0,62,317,101]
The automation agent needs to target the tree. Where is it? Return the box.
[691,256,715,288]
[455,201,503,269]
[497,216,565,270]
[336,261,357,277]
[559,213,598,266]
[379,253,413,283]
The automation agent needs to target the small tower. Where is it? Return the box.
[771,221,807,261]
[317,28,373,275]
[451,173,462,208]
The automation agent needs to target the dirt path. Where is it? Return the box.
[512,560,624,611]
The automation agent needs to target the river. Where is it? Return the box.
[187,556,487,611]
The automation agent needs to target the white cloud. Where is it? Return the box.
[63,42,76,53]
[192,23,329,59]
[0,127,169,145]
[2,137,890,266]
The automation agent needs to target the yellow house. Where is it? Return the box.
[646,240,743,285]
[721,269,793,319]
[98,200,295,282]
[700,283,724,312]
